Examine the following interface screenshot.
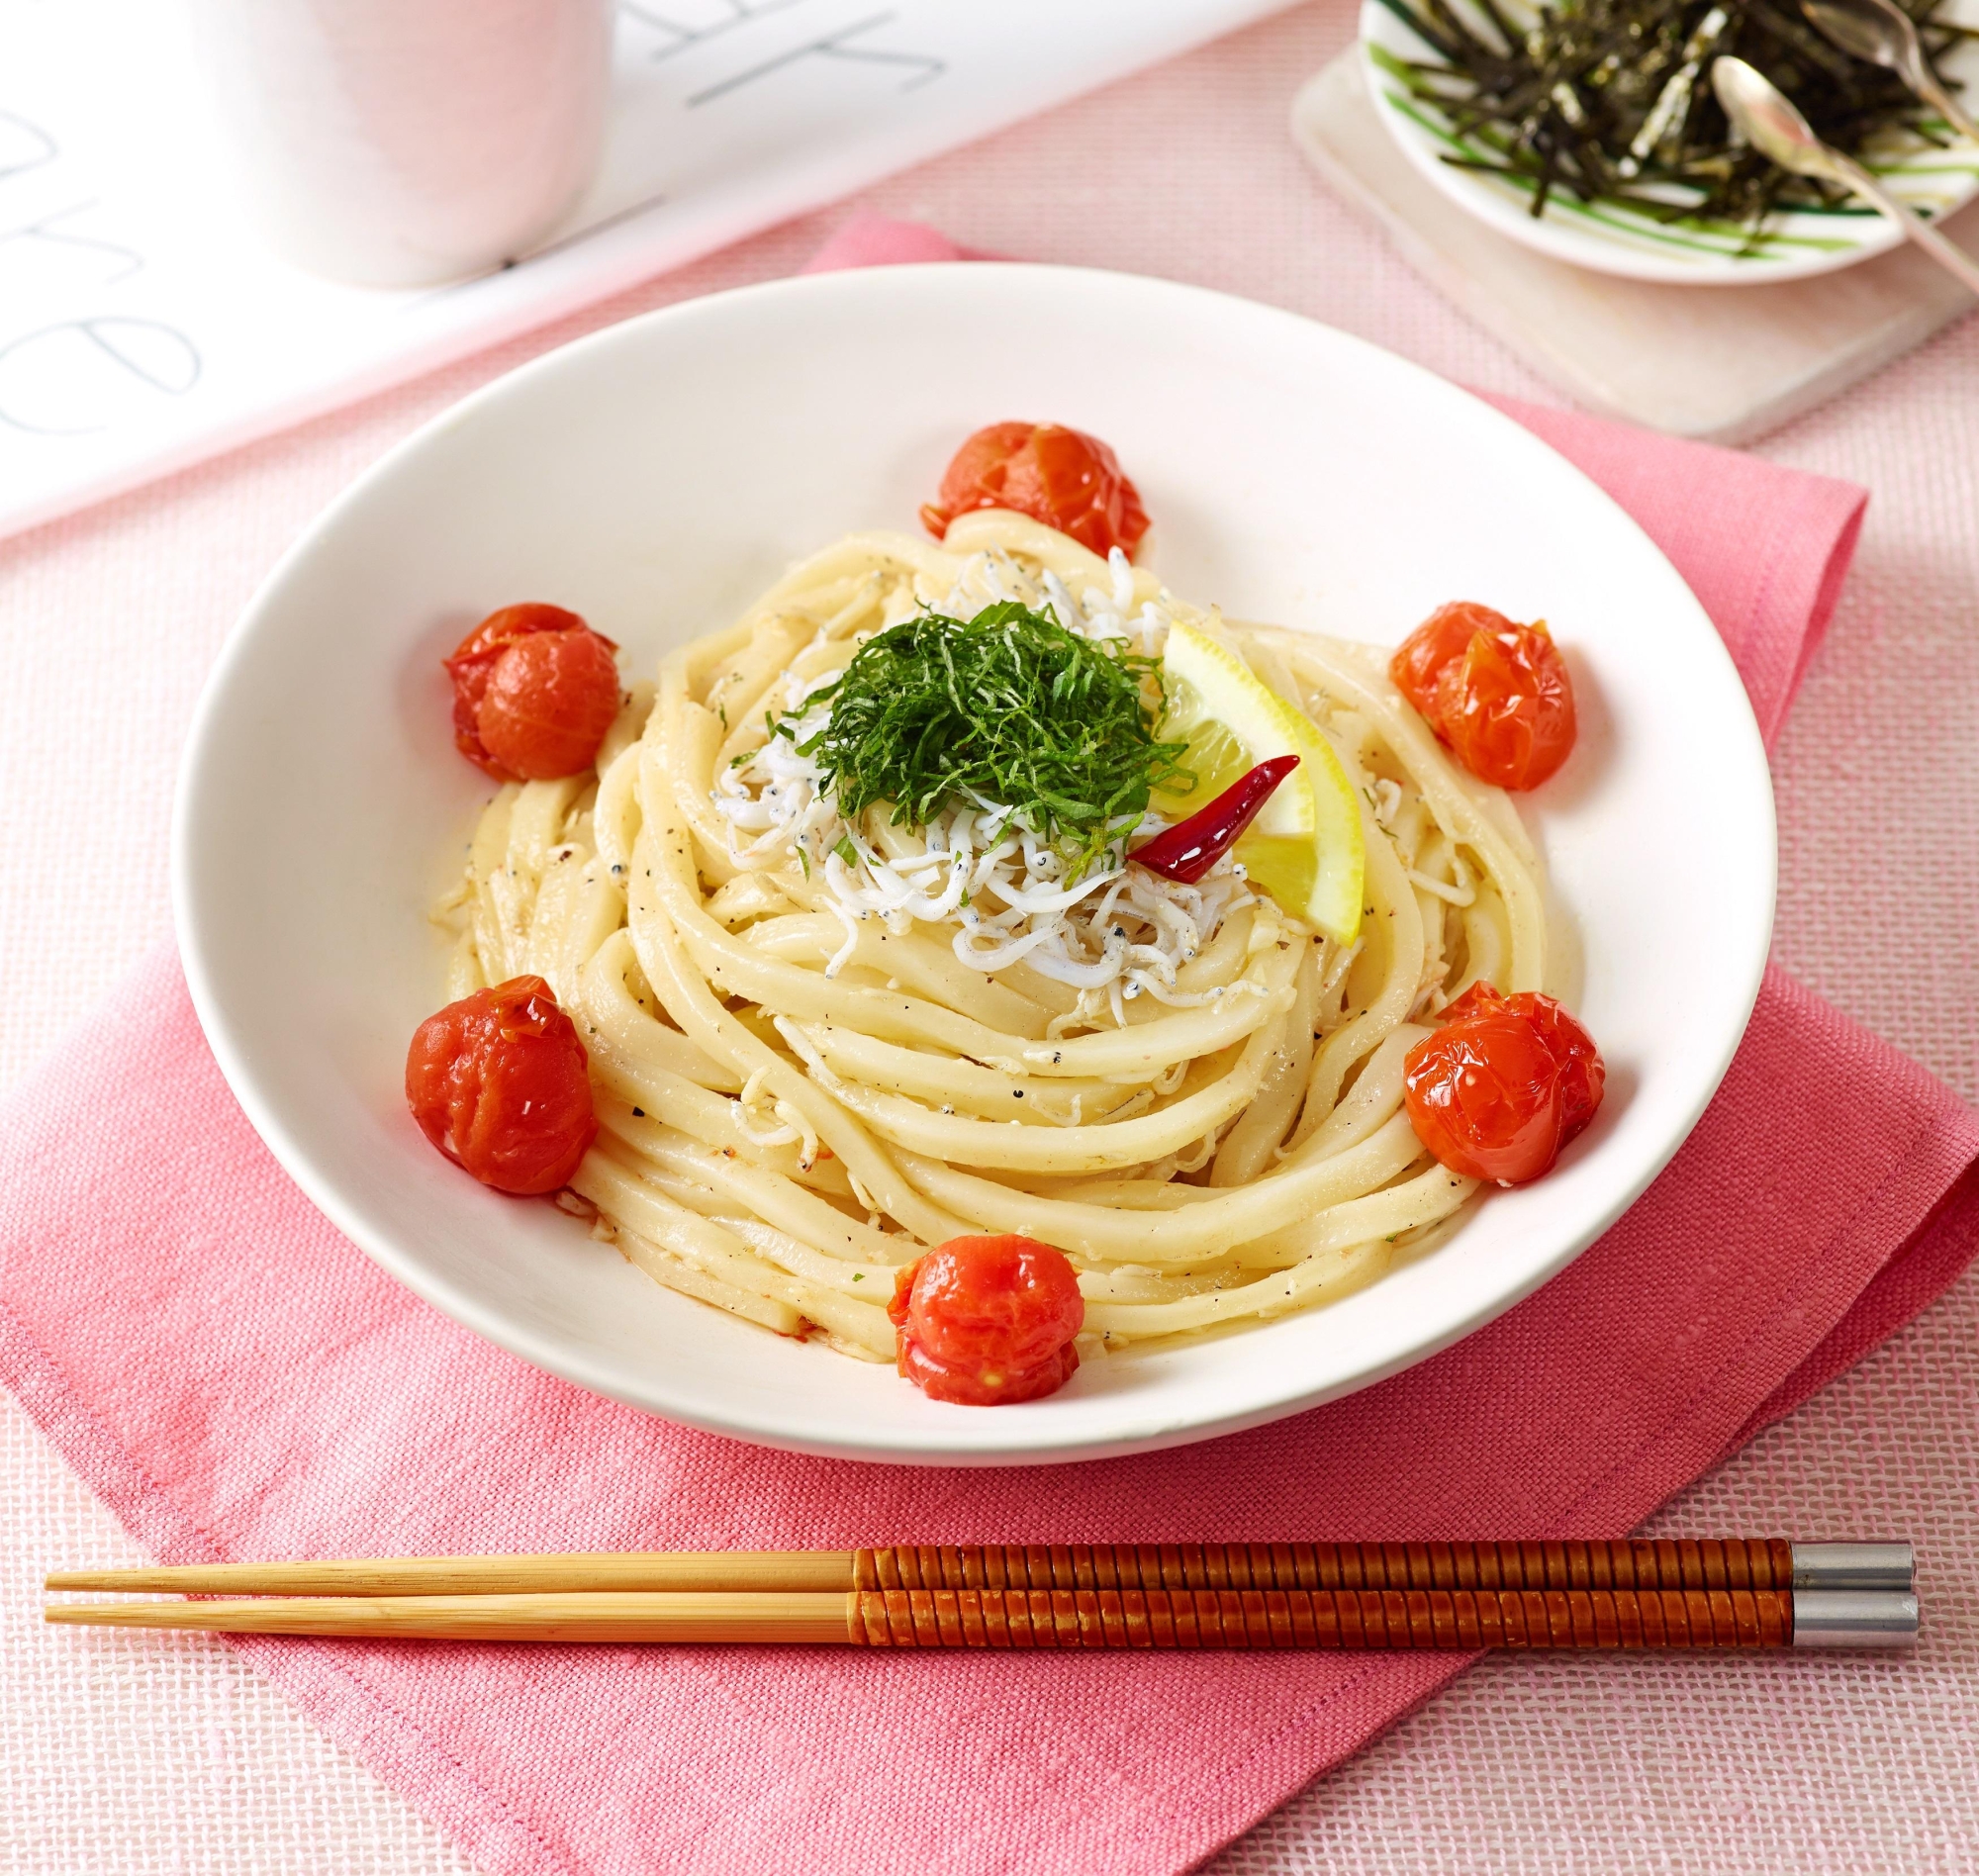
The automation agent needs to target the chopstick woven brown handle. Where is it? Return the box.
[853,1540,1794,1596]
[848,1584,1793,1649]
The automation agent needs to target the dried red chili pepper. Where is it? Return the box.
[1127,754,1300,884]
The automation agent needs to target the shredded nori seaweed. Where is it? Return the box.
[1376,0,1975,232]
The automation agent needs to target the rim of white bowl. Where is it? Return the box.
[173,262,1776,1463]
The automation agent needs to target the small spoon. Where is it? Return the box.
[1710,55,1979,292]
[1800,0,1979,143]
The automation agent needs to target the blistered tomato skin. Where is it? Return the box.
[1389,601,1576,792]
[477,629,622,781]
[1403,1012,1566,1186]
[919,422,1150,559]
[1436,982,1606,1147]
[1390,602,1493,719]
[444,604,581,772]
[1407,984,1606,1182]
[444,604,620,782]
[405,976,599,1195]
[895,1336,1080,1407]
[888,1234,1085,1405]
[1506,992,1605,1144]
[1434,979,1511,1027]
[1445,625,1576,792]
[446,603,587,676]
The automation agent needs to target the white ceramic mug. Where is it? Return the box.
[192,0,613,288]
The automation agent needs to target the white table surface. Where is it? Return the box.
[4,4,1975,1870]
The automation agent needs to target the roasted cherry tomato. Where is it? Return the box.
[406,976,598,1195]
[888,1234,1084,1405]
[1404,1011,1564,1185]
[1435,980,1510,1027]
[1389,601,1575,792]
[1512,993,1605,1144]
[1433,982,1604,1149]
[444,604,621,783]
[919,422,1150,559]
[1405,983,1604,1183]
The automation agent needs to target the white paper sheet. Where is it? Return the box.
[0,0,1285,543]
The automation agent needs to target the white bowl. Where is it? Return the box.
[174,263,1775,1464]
[1362,0,1979,285]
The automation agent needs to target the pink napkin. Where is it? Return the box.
[5,220,1974,1876]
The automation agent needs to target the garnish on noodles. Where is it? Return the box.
[766,600,1191,878]
[1390,601,1576,793]
[445,604,623,783]
[889,1235,1085,1406]
[921,422,1149,558]
[406,976,599,1194]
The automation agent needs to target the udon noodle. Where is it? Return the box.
[434,512,1556,1363]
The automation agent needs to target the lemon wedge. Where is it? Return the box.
[1153,619,1365,944]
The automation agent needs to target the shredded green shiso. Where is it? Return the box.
[771,602,1191,875]
[1378,0,1975,234]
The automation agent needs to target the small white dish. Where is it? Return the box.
[174,262,1775,1465]
[1361,0,1979,284]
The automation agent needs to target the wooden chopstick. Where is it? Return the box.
[43,1542,1919,1649]
[44,1537,1912,1599]
[46,1593,852,1644]
[41,1581,1911,1649]
[37,1586,1792,1647]
[45,1550,856,1596]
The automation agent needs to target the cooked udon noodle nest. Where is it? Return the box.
[436,513,1556,1365]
